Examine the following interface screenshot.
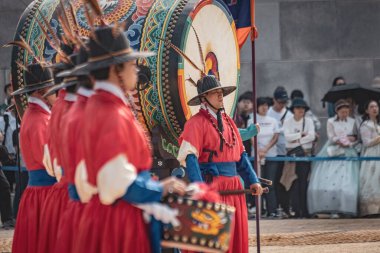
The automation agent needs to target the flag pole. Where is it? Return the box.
[249,0,261,253]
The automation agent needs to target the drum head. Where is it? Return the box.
[11,0,240,156]
[180,2,239,119]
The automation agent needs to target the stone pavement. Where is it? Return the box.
[250,242,380,253]
[1,219,380,252]
[248,218,380,253]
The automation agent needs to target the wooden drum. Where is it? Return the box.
[11,0,240,157]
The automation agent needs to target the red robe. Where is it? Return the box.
[178,108,249,253]
[56,88,93,253]
[73,83,154,253]
[38,92,76,253]
[45,89,67,179]
[12,98,55,253]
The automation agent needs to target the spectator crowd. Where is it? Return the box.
[1,75,380,232]
[236,77,380,219]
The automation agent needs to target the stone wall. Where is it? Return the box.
[239,0,380,146]
[0,0,33,98]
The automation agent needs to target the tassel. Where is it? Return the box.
[217,108,224,152]
[217,108,224,133]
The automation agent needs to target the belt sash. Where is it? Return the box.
[28,169,56,186]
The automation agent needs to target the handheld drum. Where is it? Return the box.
[162,195,235,253]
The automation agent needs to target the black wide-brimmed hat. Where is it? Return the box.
[75,25,154,73]
[47,43,75,71]
[187,75,236,106]
[43,76,78,98]
[43,53,79,97]
[289,98,310,112]
[11,63,55,96]
[57,46,89,78]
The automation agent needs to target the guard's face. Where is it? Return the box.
[119,61,138,91]
[37,88,56,107]
[45,93,57,107]
[6,86,13,97]
[204,89,224,109]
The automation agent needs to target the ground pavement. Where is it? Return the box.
[249,218,380,253]
[1,219,380,252]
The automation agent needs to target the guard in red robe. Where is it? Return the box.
[11,63,57,253]
[177,75,263,253]
[72,25,186,253]
[38,64,78,253]
[55,47,96,253]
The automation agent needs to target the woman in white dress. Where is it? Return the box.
[308,99,360,218]
[359,100,380,217]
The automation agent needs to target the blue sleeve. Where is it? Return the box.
[122,171,163,203]
[239,124,258,141]
[185,154,204,182]
[236,152,260,185]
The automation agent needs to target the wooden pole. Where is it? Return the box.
[249,1,261,252]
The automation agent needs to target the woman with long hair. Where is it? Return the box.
[359,100,380,217]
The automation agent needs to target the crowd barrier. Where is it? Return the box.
[249,156,380,162]
[1,166,27,172]
[2,156,380,172]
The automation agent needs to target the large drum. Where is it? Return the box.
[11,0,240,158]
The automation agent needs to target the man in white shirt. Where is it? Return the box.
[0,97,17,198]
[0,97,17,155]
[267,87,293,217]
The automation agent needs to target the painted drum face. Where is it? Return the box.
[11,0,240,155]
[162,195,235,253]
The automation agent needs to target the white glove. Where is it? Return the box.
[136,203,180,227]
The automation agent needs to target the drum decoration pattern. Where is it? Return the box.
[11,0,240,157]
[162,195,235,253]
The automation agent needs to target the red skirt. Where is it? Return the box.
[12,185,53,253]
[182,176,248,253]
[72,196,152,253]
[55,200,85,253]
[38,181,69,253]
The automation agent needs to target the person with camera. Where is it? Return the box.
[0,97,17,190]
[283,98,315,218]
[0,131,14,229]
[0,96,18,229]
